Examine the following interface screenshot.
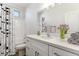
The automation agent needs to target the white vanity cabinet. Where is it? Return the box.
[26,37,48,56]
[26,35,79,56]
[49,46,77,56]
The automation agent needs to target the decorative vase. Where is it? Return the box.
[58,24,69,40]
[37,31,40,36]
[60,30,65,39]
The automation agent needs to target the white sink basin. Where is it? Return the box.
[39,35,53,39]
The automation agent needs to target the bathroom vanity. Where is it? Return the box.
[26,34,79,56]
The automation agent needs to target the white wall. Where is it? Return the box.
[40,8,65,27]
[25,3,41,34]
[40,5,65,33]
[40,3,79,33]
[65,10,79,33]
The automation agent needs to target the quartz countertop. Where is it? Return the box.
[26,34,79,55]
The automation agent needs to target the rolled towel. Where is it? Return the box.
[67,38,72,43]
[67,37,75,43]
[71,33,79,39]
[76,32,79,37]
[68,32,79,45]
[74,39,79,45]
[68,37,79,45]
[76,32,79,34]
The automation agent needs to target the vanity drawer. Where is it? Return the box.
[49,46,77,56]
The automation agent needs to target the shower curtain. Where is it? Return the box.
[0,3,15,56]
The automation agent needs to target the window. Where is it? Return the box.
[12,9,20,17]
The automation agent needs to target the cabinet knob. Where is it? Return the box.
[54,52,60,56]
[37,52,39,56]
[0,27,2,30]
[35,51,39,56]
[35,51,37,56]
[27,40,29,42]
[0,43,1,46]
[1,52,4,54]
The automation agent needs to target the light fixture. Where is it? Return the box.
[41,3,55,10]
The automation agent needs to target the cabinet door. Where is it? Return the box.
[29,48,36,56]
[30,41,48,56]
[36,47,48,56]
[26,47,36,56]
[49,46,77,56]
[30,39,48,56]
[30,39,48,53]
[26,37,48,56]
[26,38,38,56]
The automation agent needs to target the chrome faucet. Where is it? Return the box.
[47,31,50,37]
